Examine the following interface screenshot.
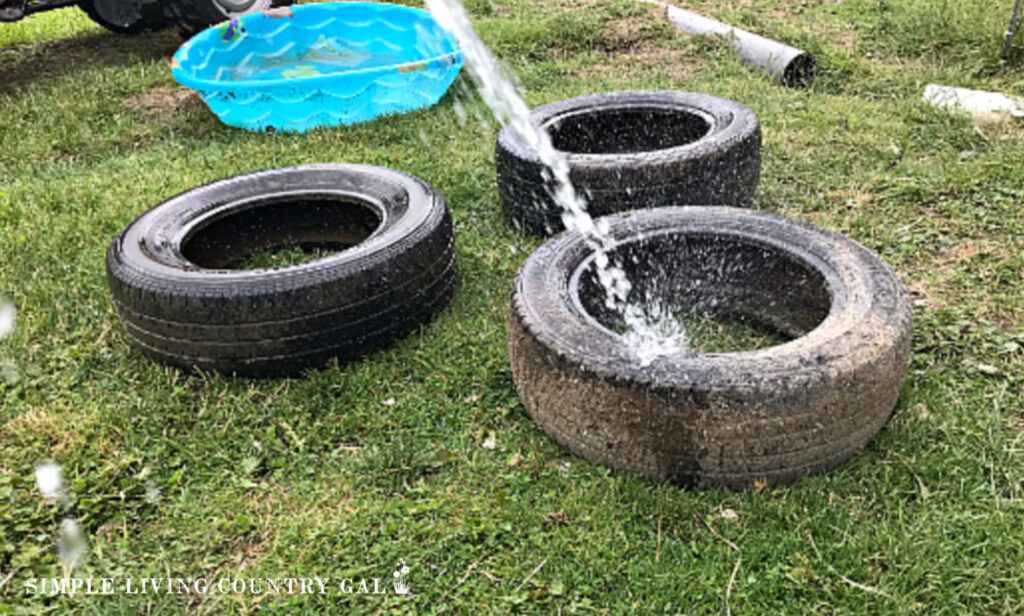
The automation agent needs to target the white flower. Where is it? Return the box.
[35,462,62,497]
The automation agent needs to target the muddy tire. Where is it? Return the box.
[496,91,761,236]
[507,206,911,489]
[79,0,166,34]
[107,164,457,377]
[162,0,289,37]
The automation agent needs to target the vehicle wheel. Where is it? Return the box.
[162,0,291,37]
[496,91,761,236]
[78,0,166,34]
[106,164,458,377]
[507,206,912,489]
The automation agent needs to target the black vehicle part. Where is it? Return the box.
[507,206,912,489]
[78,0,165,34]
[162,0,290,37]
[1,0,75,22]
[496,91,762,237]
[107,164,457,377]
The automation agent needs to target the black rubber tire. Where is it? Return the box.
[507,206,912,489]
[496,91,762,236]
[106,164,458,377]
[162,0,289,37]
[78,0,166,34]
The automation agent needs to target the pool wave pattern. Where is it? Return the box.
[172,2,464,132]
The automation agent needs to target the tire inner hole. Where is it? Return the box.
[181,196,383,270]
[576,233,832,353]
[546,106,712,155]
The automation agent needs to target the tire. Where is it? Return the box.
[162,0,290,37]
[106,164,458,377]
[78,0,166,34]
[507,206,911,489]
[496,91,761,236]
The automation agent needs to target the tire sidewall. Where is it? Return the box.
[107,164,447,317]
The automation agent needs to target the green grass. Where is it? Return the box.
[237,246,341,270]
[1,0,1023,614]
[679,314,790,353]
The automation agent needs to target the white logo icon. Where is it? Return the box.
[392,560,410,595]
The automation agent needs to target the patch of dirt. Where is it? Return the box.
[0,401,85,452]
[563,0,607,8]
[933,240,1008,270]
[826,187,875,209]
[544,511,570,528]
[123,86,201,122]
[906,278,940,310]
[0,32,179,94]
[34,150,77,165]
[902,236,1018,322]
[571,46,698,82]
[907,238,1008,276]
[603,16,659,49]
[600,2,674,49]
[828,23,860,53]
[568,1,697,81]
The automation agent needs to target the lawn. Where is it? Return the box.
[1,0,1023,614]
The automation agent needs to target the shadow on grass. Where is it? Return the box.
[0,28,182,94]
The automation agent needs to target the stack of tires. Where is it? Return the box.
[496,90,912,490]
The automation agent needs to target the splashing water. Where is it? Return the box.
[58,518,87,574]
[0,299,13,339]
[35,462,88,576]
[0,297,17,383]
[35,461,63,498]
[425,0,686,364]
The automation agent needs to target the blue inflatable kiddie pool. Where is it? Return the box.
[171,2,464,132]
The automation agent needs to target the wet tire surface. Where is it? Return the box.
[507,206,912,489]
[107,164,457,377]
[496,91,762,236]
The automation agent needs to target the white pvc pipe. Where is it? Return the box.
[640,0,817,87]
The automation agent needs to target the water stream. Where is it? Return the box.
[424,0,688,365]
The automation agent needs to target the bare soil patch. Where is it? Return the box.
[123,86,200,122]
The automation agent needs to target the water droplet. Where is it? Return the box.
[0,299,14,339]
[58,518,87,572]
[425,0,689,361]
[35,462,62,498]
